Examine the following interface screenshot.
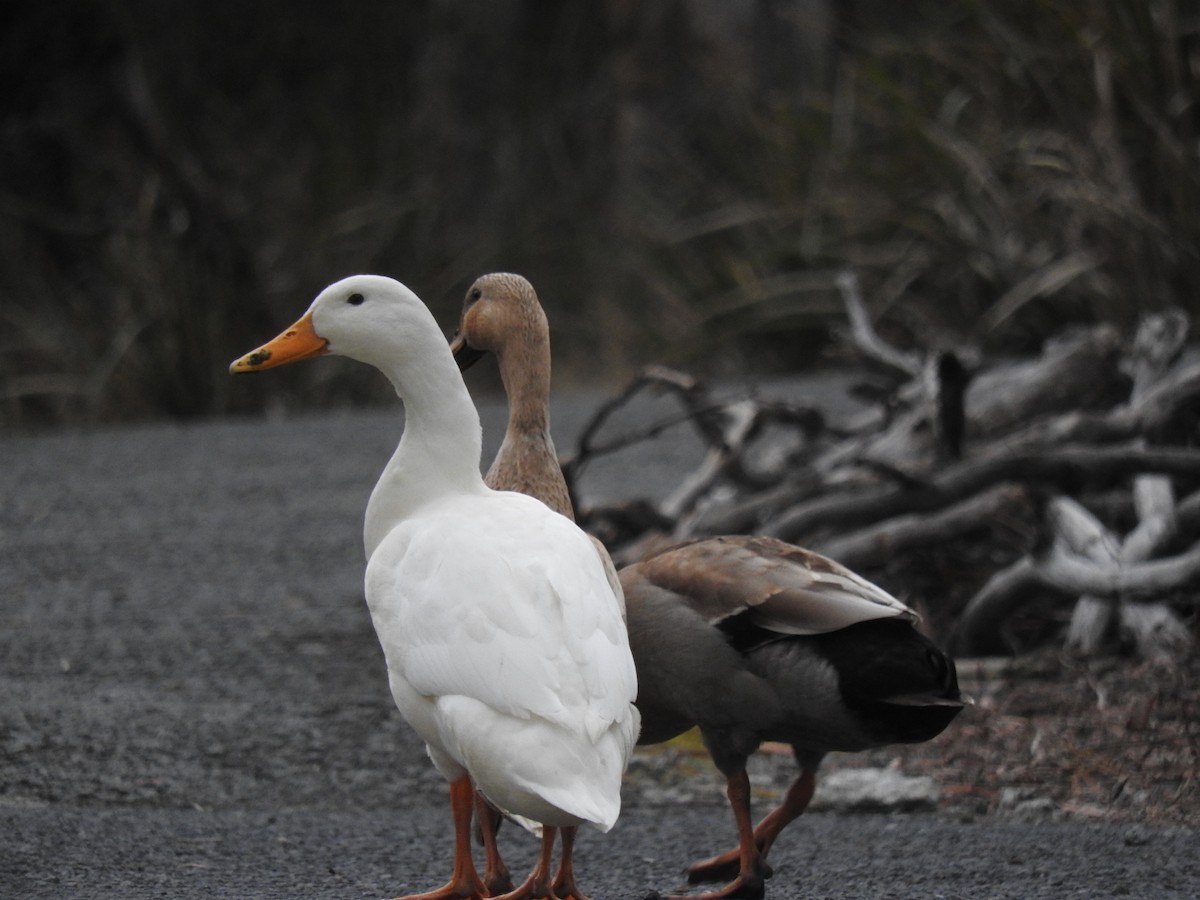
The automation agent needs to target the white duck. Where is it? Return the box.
[451,273,966,900]
[229,275,640,900]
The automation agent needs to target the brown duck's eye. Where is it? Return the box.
[469,287,482,302]
[347,293,365,306]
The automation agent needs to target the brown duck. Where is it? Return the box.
[451,273,966,900]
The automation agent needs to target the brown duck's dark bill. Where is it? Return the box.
[449,332,485,372]
[229,312,328,373]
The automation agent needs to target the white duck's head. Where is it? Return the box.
[231,275,488,553]
[230,275,449,378]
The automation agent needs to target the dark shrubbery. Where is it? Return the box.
[2,1,1196,425]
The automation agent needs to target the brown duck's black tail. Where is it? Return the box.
[819,619,967,744]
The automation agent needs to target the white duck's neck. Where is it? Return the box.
[364,349,487,558]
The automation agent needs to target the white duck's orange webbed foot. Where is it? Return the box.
[549,876,588,900]
[489,824,561,900]
[549,826,590,900]
[390,776,491,900]
[489,876,559,900]
[388,883,489,900]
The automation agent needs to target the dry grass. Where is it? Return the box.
[879,648,1200,827]
[633,648,1200,828]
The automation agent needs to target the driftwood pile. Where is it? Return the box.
[563,275,1200,661]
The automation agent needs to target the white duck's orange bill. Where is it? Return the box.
[229,312,327,373]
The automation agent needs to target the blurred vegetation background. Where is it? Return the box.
[2,0,1198,426]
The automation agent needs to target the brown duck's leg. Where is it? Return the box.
[493,825,560,900]
[390,774,489,900]
[475,791,515,894]
[669,769,769,900]
[684,768,816,887]
[748,768,816,860]
[550,826,589,900]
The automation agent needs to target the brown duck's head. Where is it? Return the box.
[450,272,547,372]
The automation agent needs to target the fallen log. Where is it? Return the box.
[760,444,1200,543]
[812,483,1031,571]
[566,294,1199,659]
[953,489,1200,657]
[1064,310,1194,658]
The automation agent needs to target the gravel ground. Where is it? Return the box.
[2,389,1196,898]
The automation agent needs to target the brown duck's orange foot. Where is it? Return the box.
[485,869,516,896]
[481,846,514,897]
[664,868,769,900]
[476,792,514,895]
[685,848,772,886]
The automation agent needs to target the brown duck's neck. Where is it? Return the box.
[488,332,575,519]
[496,330,554,437]
[485,433,574,520]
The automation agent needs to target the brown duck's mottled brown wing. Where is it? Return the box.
[631,535,917,636]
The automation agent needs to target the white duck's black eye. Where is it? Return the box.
[347,292,365,306]
[468,287,482,303]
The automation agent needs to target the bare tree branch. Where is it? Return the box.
[835,270,922,379]
[813,483,1031,570]
[762,444,1200,543]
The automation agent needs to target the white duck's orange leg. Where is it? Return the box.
[393,775,489,900]
[550,826,589,900]
[493,825,560,900]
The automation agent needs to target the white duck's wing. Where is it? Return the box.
[367,491,637,740]
[631,535,916,636]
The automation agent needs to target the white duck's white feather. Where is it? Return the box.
[387,501,635,739]
[300,275,638,832]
